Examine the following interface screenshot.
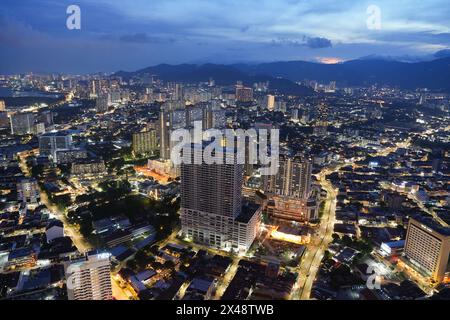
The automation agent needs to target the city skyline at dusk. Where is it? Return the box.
[0,0,450,309]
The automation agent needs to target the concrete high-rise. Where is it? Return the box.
[316,103,329,126]
[65,252,113,300]
[186,106,204,127]
[172,83,184,101]
[159,109,172,160]
[236,85,253,103]
[159,103,187,160]
[266,95,275,110]
[203,107,227,130]
[404,217,450,283]
[264,154,317,222]
[264,154,313,200]
[10,112,36,135]
[132,130,158,155]
[89,79,101,98]
[180,144,261,253]
[96,93,110,113]
[39,131,73,160]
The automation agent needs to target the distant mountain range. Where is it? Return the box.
[115,64,314,95]
[116,56,450,93]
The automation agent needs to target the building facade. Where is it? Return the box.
[263,154,318,222]
[96,93,110,113]
[404,217,450,282]
[235,85,253,103]
[132,130,158,155]
[264,155,313,200]
[71,160,107,177]
[38,131,73,160]
[55,148,88,164]
[65,252,113,300]
[180,144,261,253]
[10,112,37,135]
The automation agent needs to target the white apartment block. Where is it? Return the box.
[65,252,113,300]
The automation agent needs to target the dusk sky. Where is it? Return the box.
[1,0,450,74]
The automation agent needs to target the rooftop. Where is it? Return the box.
[410,215,450,237]
[235,201,260,223]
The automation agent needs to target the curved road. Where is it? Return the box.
[293,139,412,300]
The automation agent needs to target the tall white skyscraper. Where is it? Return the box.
[65,252,113,300]
[180,144,261,253]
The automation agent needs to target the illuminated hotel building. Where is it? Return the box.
[266,95,275,110]
[264,154,318,222]
[404,217,450,282]
[180,144,261,253]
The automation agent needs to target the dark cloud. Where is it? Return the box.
[269,38,303,47]
[119,33,176,44]
[0,16,50,47]
[305,37,332,49]
[269,36,332,49]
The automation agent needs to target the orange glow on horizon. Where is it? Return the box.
[316,57,345,64]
